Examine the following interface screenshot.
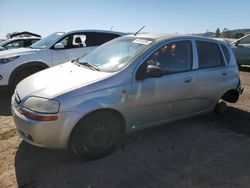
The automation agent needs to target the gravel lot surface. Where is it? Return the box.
[0,67,250,188]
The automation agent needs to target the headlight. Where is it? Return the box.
[0,56,19,64]
[22,96,60,114]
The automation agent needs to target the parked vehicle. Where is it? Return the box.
[230,34,250,66]
[0,30,124,92]
[0,37,41,51]
[12,33,243,160]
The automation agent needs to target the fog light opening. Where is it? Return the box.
[20,130,33,141]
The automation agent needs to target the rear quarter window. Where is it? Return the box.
[196,41,225,69]
[220,44,231,64]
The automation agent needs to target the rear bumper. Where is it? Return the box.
[237,80,244,95]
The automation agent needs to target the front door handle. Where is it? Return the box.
[184,78,193,83]
[222,72,227,76]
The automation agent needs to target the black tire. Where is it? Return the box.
[69,111,123,160]
[214,101,227,115]
[9,67,43,94]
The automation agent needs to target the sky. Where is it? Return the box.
[0,0,249,38]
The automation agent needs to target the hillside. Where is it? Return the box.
[195,28,250,38]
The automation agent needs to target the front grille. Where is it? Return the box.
[15,92,21,104]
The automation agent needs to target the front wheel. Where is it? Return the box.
[69,111,123,160]
[214,101,227,114]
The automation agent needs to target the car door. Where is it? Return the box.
[51,33,95,66]
[194,40,228,111]
[51,32,121,66]
[232,34,250,65]
[128,40,197,127]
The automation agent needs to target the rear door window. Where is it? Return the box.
[196,41,225,69]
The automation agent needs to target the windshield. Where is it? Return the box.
[79,37,153,72]
[31,32,65,49]
[0,41,6,46]
[0,39,13,46]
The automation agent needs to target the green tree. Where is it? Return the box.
[215,28,220,37]
[221,28,231,38]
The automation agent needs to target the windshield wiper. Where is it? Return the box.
[71,58,80,64]
[79,61,100,71]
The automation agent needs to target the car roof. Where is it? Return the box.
[64,29,126,36]
[10,31,41,38]
[8,37,41,40]
[126,33,227,44]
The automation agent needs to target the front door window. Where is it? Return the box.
[146,41,193,74]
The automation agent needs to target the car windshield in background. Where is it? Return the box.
[31,32,65,49]
[79,37,154,72]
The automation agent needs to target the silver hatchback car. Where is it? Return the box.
[12,33,242,160]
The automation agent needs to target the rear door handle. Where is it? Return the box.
[222,72,227,76]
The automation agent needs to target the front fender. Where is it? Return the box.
[73,93,128,117]
[61,94,128,146]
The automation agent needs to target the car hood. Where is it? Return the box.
[16,62,114,100]
[0,47,40,58]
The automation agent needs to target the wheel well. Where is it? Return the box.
[84,109,126,133]
[71,108,126,136]
[221,89,239,103]
[68,108,127,148]
[9,61,49,85]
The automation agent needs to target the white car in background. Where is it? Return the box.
[0,37,41,51]
[0,30,125,92]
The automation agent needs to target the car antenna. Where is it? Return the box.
[134,25,145,36]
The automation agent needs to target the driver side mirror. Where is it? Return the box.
[146,65,164,78]
[54,43,64,49]
[136,64,164,81]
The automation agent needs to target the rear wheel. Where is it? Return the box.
[69,111,123,160]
